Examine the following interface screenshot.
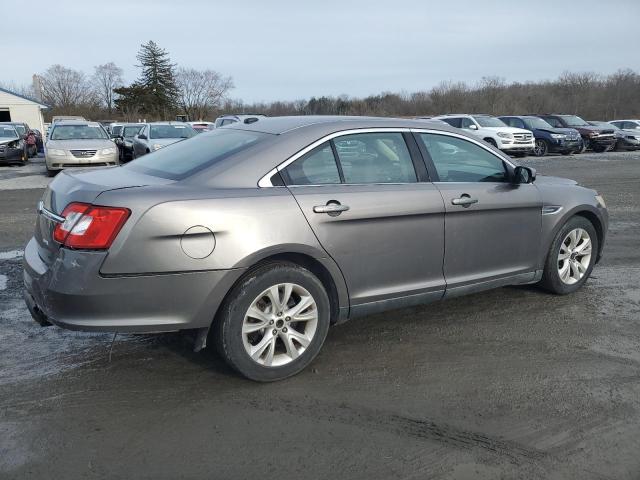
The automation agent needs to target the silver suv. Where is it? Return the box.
[44,121,118,176]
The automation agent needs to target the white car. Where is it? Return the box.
[609,119,640,131]
[433,114,535,156]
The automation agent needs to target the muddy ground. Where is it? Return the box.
[1,153,639,479]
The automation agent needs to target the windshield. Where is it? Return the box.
[563,115,589,127]
[111,125,123,136]
[123,125,143,137]
[12,125,26,135]
[525,117,554,129]
[51,124,108,140]
[149,124,196,139]
[126,128,269,180]
[474,116,507,128]
[0,126,18,138]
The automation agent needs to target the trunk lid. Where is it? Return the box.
[35,167,172,265]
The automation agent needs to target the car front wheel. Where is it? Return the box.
[533,139,548,157]
[214,262,330,381]
[540,216,598,295]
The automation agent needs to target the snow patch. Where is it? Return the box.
[0,275,7,291]
[0,249,23,260]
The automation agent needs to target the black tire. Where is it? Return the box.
[580,138,589,153]
[592,145,607,153]
[46,166,56,177]
[561,151,572,156]
[533,139,548,157]
[539,216,599,295]
[214,261,331,382]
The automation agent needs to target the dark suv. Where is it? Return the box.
[533,115,615,153]
[499,116,582,157]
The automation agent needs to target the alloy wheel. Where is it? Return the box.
[557,228,592,285]
[533,139,547,157]
[242,283,318,367]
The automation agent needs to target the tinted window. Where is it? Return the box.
[126,129,269,180]
[419,133,508,183]
[624,121,640,130]
[333,132,416,184]
[460,117,476,129]
[111,125,123,136]
[474,116,507,128]
[440,117,462,128]
[0,126,18,138]
[123,125,143,137]
[283,142,341,185]
[543,117,562,128]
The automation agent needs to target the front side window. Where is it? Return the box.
[474,116,507,128]
[332,132,416,184]
[419,133,508,183]
[460,117,476,129]
[441,117,462,128]
[283,142,341,185]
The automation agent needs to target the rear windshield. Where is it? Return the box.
[51,124,108,140]
[149,124,196,139]
[125,128,270,180]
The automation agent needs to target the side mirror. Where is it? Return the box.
[513,166,536,184]
[467,124,478,130]
[138,133,147,140]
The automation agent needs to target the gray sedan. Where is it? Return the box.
[24,116,608,381]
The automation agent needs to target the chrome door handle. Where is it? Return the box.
[313,203,350,215]
[451,195,478,207]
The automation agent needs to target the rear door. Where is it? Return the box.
[415,131,542,293]
[282,130,446,308]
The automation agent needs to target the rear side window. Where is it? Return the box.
[333,132,417,184]
[419,133,507,183]
[282,142,341,185]
[126,129,269,179]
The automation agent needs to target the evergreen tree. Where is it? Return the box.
[135,40,178,119]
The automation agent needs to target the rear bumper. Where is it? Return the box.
[22,237,245,333]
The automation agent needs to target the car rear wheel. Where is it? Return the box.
[533,139,548,157]
[540,216,598,295]
[214,262,330,381]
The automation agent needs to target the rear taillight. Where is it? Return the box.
[53,202,130,249]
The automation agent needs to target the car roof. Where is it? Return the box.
[52,120,103,126]
[225,115,458,135]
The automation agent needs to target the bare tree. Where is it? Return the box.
[39,65,96,112]
[0,80,36,98]
[176,67,234,120]
[93,62,123,115]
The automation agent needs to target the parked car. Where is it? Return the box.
[24,116,608,381]
[214,114,266,128]
[114,123,144,161]
[131,122,196,158]
[608,119,640,132]
[108,123,124,138]
[188,121,216,133]
[0,121,30,160]
[534,114,616,153]
[588,121,640,151]
[0,124,26,164]
[499,115,582,157]
[44,120,119,176]
[433,114,535,156]
[51,116,86,125]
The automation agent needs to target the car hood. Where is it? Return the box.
[573,125,614,134]
[535,175,578,186]
[46,139,115,150]
[0,136,20,146]
[535,127,579,136]
[481,126,532,134]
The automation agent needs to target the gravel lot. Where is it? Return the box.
[1,152,639,479]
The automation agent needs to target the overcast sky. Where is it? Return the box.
[3,0,639,103]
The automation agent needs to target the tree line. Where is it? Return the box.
[2,40,639,122]
[231,70,640,121]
